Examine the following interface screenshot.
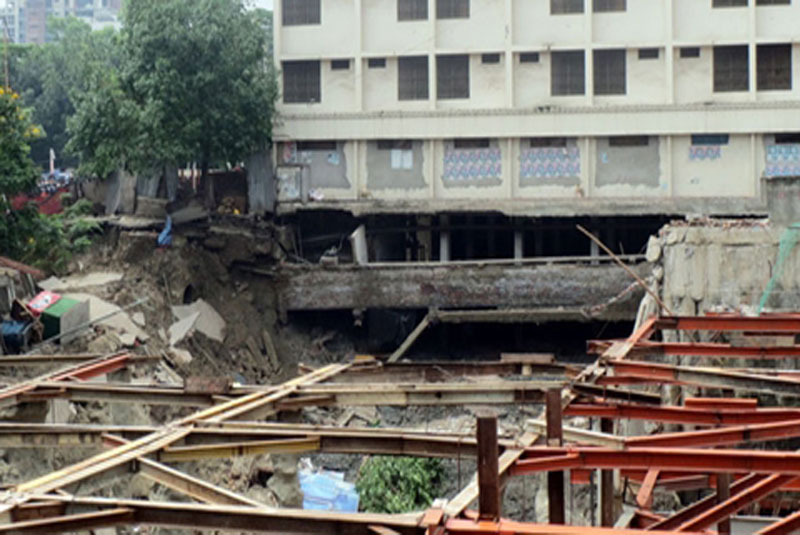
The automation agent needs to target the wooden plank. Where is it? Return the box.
[0,508,134,535]
[477,417,500,521]
[500,353,555,365]
[388,312,432,363]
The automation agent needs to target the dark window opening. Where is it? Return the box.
[691,134,730,145]
[437,0,470,18]
[756,0,790,4]
[297,141,338,151]
[593,49,626,95]
[609,136,649,147]
[593,0,626,12]
[551,0,584,14]
[368,58,387,68]
[282,0,320,25]
[331,59,350,70]
[377,140,414,150]
[713,0,748,6]
[283,60,321,104]
[482,53,501,64]
[454,138,490,149]
[680,47,701,58]
[551,50,585,96]
[757,44,792,91]
[775,133,800,144]
[639,48,659,60]
[398,0,428,20]
[398,56,429,100]
[437,54,470,99]
[529,137,568,148]
[520,52,540,63]
[714,45,749,92]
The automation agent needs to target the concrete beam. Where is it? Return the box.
[272,260,648,318]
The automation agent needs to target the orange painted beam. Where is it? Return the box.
[445,518,704,535]
[655,316,800,333]
[635,469,659,510]
[624,419,800,449]
[514,447,800,476]
[565,403,800,426]
[757,510,800,535]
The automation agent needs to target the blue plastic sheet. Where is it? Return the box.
[299,470,359,512]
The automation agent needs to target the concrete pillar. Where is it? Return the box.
[514,231,524,260]
[439,215,451,262]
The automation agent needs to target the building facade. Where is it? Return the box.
[273,0,800,226]
[10,0,121,44]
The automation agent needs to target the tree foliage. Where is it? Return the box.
[11,18,118,169]
[68,0,278,178]
[0,86,42,198]
[356,457,444,514]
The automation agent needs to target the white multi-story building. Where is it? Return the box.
[273,0,800,230]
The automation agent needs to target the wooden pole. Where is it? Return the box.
[547,388,565,524]
[477,416,500,521]
[576,224,673,316]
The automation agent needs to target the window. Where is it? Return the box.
[297,141,337,151]
[331,59,350,70]
[712,0,747,6]
[594,49,626,95]
[757,44,792,91]
[775,134,800,144]
[283,61,320,104]
[714,45,749,92]
[551,0,584,13]
[756,0,790,4]
[437,0,469,18]
[437,54,470,99]
[551,51,585,96]
[609,136,649,146]
[680,47,701,58]
[398,0,428,20]
[482,53,501,64]
[368,58,387,69]
[520,52,540,63]
[529,137,568,147]
[377,140,413,150]
[639,48,659,60]
[691,134,730,145]
[454,139,490,149]
[398,56,429,100]
[593,0,625,11]
[282,0,320,26]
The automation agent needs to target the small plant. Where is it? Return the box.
[356,456,444,514]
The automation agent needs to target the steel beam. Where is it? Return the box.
[566,403,800,426]
[514,448,800,476]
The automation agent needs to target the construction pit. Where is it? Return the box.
[3,217,800,535]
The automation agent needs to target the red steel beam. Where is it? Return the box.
[757,510,800,535]
[677,474,798,532]
[621,471,800,493]
[684,398,758,410]
[444,518,705,535]
[629,341,800,359]
[565,403,800,426]
[655,316,800,333]
[646,474,767,532]
[513,447,800,476]
[624,419,800,449]
[635,469,659,510]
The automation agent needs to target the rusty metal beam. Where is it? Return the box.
[565,403,800,426]
[655,316,800,333]
[0,507,134,535]
[624,419,800,449]
[514,447,800,476]
[477,417,500,521]
[603,360,800,397]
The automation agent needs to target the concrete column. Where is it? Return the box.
[665,0,675,104]
[439,215,451,262]
[514,231,524,260]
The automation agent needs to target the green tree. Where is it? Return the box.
[11,18,119,169]
[356,457,445,514]
[68,0,277,180]
[0,86,41,199]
